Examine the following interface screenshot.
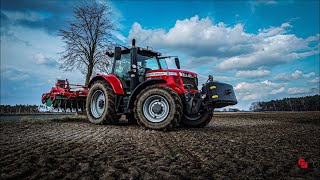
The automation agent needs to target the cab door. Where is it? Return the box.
[113,54,131,93]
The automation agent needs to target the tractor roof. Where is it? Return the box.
[106,46,162,58]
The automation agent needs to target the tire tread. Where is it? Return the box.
[134,84,182,131]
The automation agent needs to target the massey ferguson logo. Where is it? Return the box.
[145,72,178,77]
[179,72,194,78]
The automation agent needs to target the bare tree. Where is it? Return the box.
[59,0,115,86]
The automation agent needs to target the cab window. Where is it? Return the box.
[145,58,159,70]
[113,54,131,79]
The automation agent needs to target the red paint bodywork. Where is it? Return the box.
[92,69,198,95]
[145,69,198,94]
[93,74,125,95]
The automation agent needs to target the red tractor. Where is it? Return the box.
[86,39,237,131]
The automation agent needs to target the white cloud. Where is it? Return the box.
[236,69,271,78]
[235,80,283,100]
[183,56,219,69]
[303,72,316,78]
[1,66,30,81]
[113,31,126,43]
[128,15,319,71]
[33,52,57,66]
[274,73,289,81]
[34,53,46,64]
[129,16,257,59]
[250,0,282,13]
[217,34,318,70]
[288,87,313,94]
[2,10,46,22]
[261,80,280,87]
[270,87,285,94]
[214,75,237,82]
[308,77,320,83]
[291,70,302,79]
[274,70,316,81]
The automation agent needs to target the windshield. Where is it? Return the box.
[137,54,168,70]
[113,53,169,78]
[159,59,168,69]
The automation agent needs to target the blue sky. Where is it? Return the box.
[0,0,319,110]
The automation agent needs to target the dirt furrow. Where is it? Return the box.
[1,112,319,179]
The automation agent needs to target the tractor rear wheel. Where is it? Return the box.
[86,80,119,125]
[134,85,182,131]
[180,109,213,128]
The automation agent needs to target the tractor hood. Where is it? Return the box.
[146,69,197,78]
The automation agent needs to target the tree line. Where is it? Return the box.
[0,105,39,114]
[249,94,320,112]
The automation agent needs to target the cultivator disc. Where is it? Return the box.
[42,79,88,112]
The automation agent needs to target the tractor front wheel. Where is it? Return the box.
[86,80,119,125]
[134,85,182,131]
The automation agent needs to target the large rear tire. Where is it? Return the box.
[180,109,213,128]
[134,85,182,131]
[86,80,119,125]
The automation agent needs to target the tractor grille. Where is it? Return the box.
[182,77,198,90]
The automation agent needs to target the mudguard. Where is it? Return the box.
[88,74,125,95]
[127,78,166,109]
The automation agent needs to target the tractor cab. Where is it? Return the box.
[108,39,185,95]
[110,47,163,93]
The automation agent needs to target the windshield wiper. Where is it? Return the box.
[157,56,178,59]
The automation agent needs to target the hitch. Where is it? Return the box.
[185,86,193,114]
[185,85,191,101]
[184,86,203,115]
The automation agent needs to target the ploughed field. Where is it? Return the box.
[1,112,319,179]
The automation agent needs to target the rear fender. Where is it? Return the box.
[88,74,125,95]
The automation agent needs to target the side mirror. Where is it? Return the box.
[175,57,180,69]
[114,47,121,60]
[106,51,112,57]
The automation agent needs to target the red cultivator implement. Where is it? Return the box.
[41,79,88,112]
